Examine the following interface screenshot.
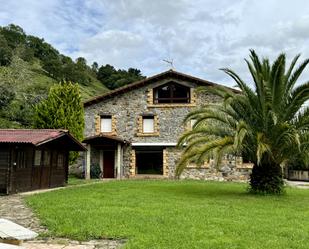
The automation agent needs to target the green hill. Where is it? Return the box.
[0,24,144,128]
[0,56,108,128]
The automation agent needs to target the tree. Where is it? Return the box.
[0,56,35,127]
[0,35,12,66]
[177,50,309,194]
[91,62,98,73]
[26,35,59,61]
[0,84,15,112]
[14,44,35,62]
[34,82,84,163]
[97,64,145,89]
[128,68,142,77]
[0,24,26,49]
[43,58,63,79]
[97,64,115,82]
[76,57,87,68]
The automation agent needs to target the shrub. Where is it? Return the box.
[90,163,101,179]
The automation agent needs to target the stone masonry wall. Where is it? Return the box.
[84,77,252,180]
[84,78,219,141]
[165,147,252,181]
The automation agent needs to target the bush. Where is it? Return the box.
[90,163,101,179]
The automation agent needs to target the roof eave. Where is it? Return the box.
[83,70,240,107]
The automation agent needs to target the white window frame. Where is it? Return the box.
[100,116,112,133]
[142,116,155,133]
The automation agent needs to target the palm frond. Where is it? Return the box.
[176,50,309,179]
[256,132,272,164]
[287,58,309,93]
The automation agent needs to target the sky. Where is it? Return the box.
[1,0,309,87]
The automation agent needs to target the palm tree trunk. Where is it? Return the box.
[249,162,284,194]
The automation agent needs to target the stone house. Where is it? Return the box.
[83,70,252,180]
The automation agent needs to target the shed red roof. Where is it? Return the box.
[0,129,65,145]
[0,129,83,148]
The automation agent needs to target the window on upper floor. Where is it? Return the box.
[153,82,190,104]
[136,114,159,136]
[100,115,112,133]
[143,116,155,133]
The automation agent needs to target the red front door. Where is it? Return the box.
[103,151,115,178]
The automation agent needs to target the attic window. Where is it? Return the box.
[153,82,190,104]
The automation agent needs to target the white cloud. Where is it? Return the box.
[1,0,309,86]
[72,30,153,69]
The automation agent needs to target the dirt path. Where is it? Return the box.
[0,194,47,234]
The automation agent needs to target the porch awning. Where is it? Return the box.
[83,134,129,146]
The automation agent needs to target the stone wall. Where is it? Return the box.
[83,76,251,181]
[70,148,101,178]
[84,78,220,142]
[164,147,252,181]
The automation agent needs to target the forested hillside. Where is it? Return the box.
[0,24,145,128]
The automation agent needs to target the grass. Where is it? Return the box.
[67,175,100,186]
[25,180,309,249]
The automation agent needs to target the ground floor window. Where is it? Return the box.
[136,150,163,175]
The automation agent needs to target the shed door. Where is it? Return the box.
[0,149,9,193]
[32,150,52,190]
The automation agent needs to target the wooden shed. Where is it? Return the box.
[0,129,85,194]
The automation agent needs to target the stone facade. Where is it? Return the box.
[84,78,214,141]
[83,72,252,180]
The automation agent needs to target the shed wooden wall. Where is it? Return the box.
[0,144,69,194]
[0,146,10,193]
[11,145,34,193]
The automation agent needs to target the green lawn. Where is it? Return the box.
[26,180,309,249]
[67,175,100,186]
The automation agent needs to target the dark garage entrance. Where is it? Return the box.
[136,150,163,175]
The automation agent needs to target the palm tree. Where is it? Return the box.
[177,50,309,194]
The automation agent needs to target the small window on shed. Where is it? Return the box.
[43,150,51,166]
[34,150,42,166]
[16,150,26,169]
[100,115,112,133]
[57,153,65,168]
